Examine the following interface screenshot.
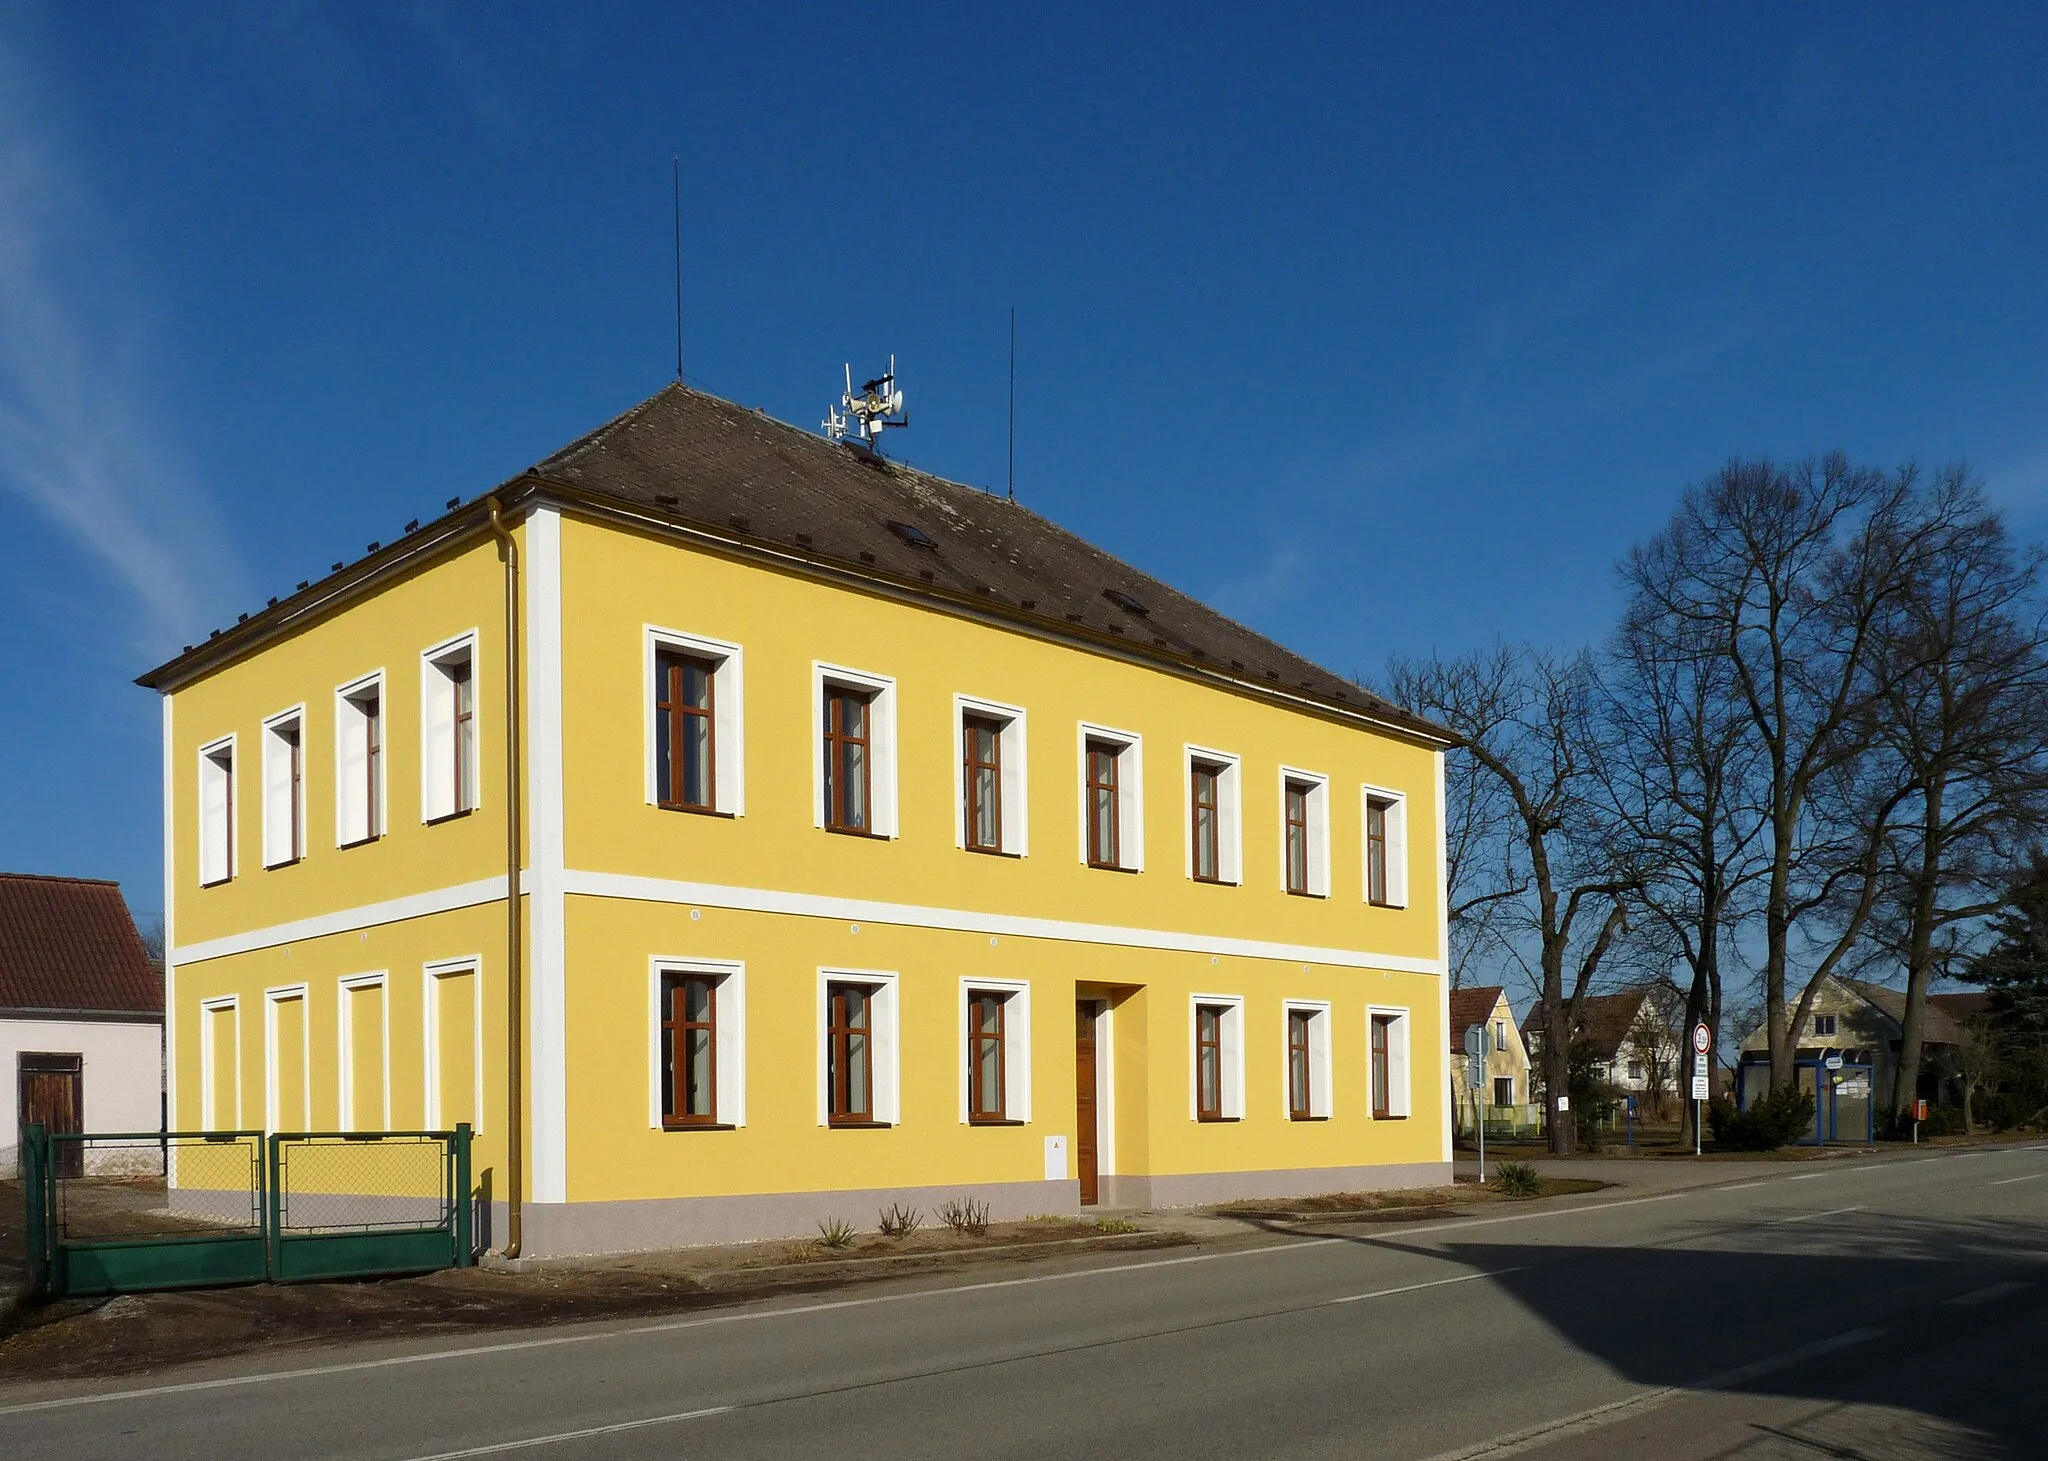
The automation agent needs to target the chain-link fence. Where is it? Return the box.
[51,1131,263,1245]
[273,1133,456,1233]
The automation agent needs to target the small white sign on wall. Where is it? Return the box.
[1044,1134,1068,1182]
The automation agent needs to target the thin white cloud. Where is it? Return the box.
[0,38,240,655]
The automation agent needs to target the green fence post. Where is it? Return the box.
[453,1123,473,1268]
[22,1124,48,1299]
[265,1133,282,1282]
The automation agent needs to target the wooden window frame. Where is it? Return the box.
[1366,795,1391,906]
[1085,738,1121,869]
[1190,761,1223,883]
[1284,780,1311,895]
[1195,1003,1227,1122]
[967,990,1008,1123]
[826,980,881,1125]
[822,687,876,836]
[1370,1013,1394,1119]
[963,714,1004,854]
[660,972,720,1127]
[200,739,236,886]
[1287,1008,1314,1121]
[655,649,719,814]
[449,653,474,814]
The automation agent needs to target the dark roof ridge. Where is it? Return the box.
[0,871,123,887]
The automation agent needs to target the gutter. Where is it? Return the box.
[485,496,524,1260]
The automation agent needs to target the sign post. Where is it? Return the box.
[1691,1023,1712,1156]
[1464,1027,1487,1183]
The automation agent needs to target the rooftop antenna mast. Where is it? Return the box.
[822,356,908,451]
[1007,307,1016,502]
[672,156,684,382]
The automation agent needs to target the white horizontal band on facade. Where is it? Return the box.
[560,868,1447,974]
[172,876,516,965]
[171,869,1448,975]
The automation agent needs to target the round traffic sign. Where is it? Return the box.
[1692,1022,1711,1054]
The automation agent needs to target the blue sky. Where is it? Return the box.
[3,4,2045,925]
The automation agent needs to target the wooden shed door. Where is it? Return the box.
[19,1053,84,1179]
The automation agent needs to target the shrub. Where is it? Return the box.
[936,1197,990,1235]
[1706,1086,1815,1151]
[1094,1217,1140,1233]
[1493,1161,1541,1197]
[877,1203,923,1238]
[816,1216,857,1249]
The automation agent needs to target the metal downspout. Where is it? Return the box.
[486,497,524,1259]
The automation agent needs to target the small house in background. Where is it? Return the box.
[2,873,165,1176]
[1522,987,1684,1118]
[1734,975,1964,1118]
[1447,985,1531,1133]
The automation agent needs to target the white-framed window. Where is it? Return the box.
[198,736,237,886]
[646,627,745,815]
[1278,766,1330,897]
[335,672,386,847]
[649,958,746,1129]
[1184,745,1242,885]
[263,984,311,1133]
[1282,999,1334,1120]
[421,633,479,822]
[959,978,1033,1123]
[954,695,1028,856]
[818,968,900,1125]
[338,972,390,1132]
[814,663,898,838]
[1368,1004,1413,1118]
[424,957,484,1134]
[261,709,306,869]
[200,994,240,1131]
[1189,993,1246,1121]
[1494,1019,1508,1053]
[1363,785,1409,907]
[1078,721,1144,870]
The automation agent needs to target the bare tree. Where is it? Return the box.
[1622,1002,1676,1120]
[1597,571,1770,1138]
[1861,474,2048,1117]
[1388,645,1635,1155]
[1622,456,1951,1091]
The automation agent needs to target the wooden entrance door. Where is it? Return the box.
[1075,1002,1099,1206]
[19,1053,84,1178]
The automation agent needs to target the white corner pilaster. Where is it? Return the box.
[1436,746,1453,1165]
[526,505,569,1205]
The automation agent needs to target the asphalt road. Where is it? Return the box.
[3,1145,2044,1460]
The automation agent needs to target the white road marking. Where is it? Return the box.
[1788,1172,1828,1180]
[1767,1205,1865,1226]
[1719,1182,1766,1191]
[1421,1327,1884,1460]
[1991,1173,2045,1187]
[1327,1267,1525,1305]
[396,1407,732,1459]
[1945,1282,2029,1307]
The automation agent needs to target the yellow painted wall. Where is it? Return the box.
[557,515,1443,962]
[168,535,514,950]
[272,993,308,1131]
[559,895,1443,1204]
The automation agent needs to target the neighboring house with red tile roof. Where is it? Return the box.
[1447,985,1530,1133]
[2,873,164,1175]
[1521,987,1686,1116]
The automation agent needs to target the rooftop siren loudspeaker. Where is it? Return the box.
[823,356,908,450]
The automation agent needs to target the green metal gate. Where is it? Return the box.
[21,1123,473,1299]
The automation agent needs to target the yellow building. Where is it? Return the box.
[141,384,1457,1257]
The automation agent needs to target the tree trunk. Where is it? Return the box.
[1892,786,1945,1119]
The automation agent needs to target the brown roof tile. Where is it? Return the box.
[1448,985,1507,1052]
[0,874,163,1018]
[530,385,1453,742]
